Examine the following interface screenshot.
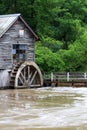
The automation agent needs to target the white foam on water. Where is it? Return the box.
[0,70,10,88]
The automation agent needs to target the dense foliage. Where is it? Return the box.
[0,0,87,72]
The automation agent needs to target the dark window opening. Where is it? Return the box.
[12,44,27,64]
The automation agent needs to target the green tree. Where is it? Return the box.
[35,42,64,72]
[0,0,87,72]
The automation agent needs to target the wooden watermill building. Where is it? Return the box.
[0,14,43,89]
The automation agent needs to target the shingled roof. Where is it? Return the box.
[0,14,38,39]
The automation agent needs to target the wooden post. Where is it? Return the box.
[84,73,87,79]
[51,72,54,82]
[67,72,69,81]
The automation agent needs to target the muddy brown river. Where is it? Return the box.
[0,87,87,130]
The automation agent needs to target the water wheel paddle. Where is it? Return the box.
[10,61,43,88]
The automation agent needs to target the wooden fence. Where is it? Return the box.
[43,72,87,82]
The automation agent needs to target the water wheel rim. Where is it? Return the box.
[15,61,43,88]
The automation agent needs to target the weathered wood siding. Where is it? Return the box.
[0,18,35,70]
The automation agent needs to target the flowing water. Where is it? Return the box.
[0,87,87,130]
[0,70,10,88]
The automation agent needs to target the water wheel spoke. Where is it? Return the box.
[20,72,26,83]
[24,67,26,80]
[18,76,24,85]
[28,66,30,76]
[27,66,30,81]
[30,72,33,78]
[30,70,37,85]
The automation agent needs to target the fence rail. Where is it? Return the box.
[43,72,87,82]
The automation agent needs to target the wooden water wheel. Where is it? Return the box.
[10,61,43,88]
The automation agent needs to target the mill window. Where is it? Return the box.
[19,30,24,37]
[12,44,27,64]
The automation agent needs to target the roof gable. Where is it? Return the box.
[0,14,38,40]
